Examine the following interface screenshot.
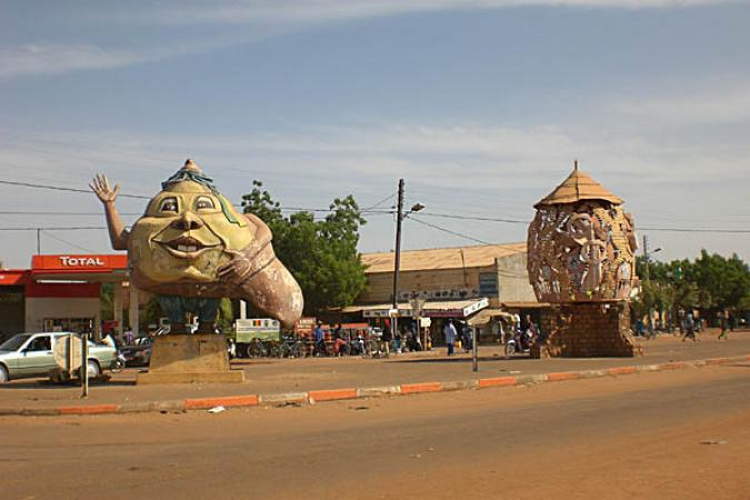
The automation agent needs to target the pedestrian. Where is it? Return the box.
[382,325,392,350]
[462,324,473,352]
[124,328,135,345]
[443,320,457,356]
[718,310,729,340]
[682,312,697,342]
[314,322,327,356]
[334,323,344,340]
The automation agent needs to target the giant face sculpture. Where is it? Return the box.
[91,160,304,331]
[527,165,638,303]
[129,179,251,284]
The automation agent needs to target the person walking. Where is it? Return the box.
[718,310,730,340]
[314,322,327,356]
[682,312,697,342]
[443,320,458,356]
[462,323,474,353]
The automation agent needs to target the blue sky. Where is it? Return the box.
[1,0,749,268]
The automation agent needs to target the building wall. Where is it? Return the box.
[496,253,537,303]
[0,286,25,338]
[25,297,101,337]
[358,265,494,304]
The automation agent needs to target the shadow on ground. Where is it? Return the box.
[392,355,535,364]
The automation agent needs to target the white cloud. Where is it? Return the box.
[2,0,736,78]
[0,44,152,78]
[613,83,750,126]
[132,0,736,26]
[0,27,281,79]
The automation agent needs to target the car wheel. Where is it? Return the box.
[87,359,101,379]
[0,364,8,383]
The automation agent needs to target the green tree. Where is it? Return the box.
[241,181,368,316]
[100,283,115,321]
[693,251,750,310]
[635,250,750,328]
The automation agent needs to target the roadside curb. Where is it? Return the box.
[1,354,747,417]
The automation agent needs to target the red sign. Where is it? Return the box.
[0,270,28,286]
[32,254,128,274]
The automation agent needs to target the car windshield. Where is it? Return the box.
[0,334,32,352]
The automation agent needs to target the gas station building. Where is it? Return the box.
[0,254,140,341]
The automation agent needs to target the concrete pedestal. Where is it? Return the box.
[532,301,642,358]
[137,334,245,385]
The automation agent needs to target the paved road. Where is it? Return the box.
[2,361,749,499]
[1,329,749,409]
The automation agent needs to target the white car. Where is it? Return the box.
[0,332,118,383]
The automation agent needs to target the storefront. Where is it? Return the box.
[0,254,134,341]
[343,243,547,344]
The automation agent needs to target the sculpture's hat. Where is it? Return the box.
[534,161,622,208]
[182,158,202,173]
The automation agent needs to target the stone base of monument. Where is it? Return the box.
[532,301,642,358]
[136,334,245,385]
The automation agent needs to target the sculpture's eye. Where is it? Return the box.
[196,196,215,211]
[160,197,178,213]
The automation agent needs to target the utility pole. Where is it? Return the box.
[642,234,650,283]
[36,228,41,255]
[391,179,405,343]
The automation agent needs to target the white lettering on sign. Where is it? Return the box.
[59,256,105,267]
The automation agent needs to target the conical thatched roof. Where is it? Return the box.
[535,162,622,208]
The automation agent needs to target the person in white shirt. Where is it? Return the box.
[443,320,457,356]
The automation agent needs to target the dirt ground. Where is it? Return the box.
[2,328,749,409]
[2,361,749,499]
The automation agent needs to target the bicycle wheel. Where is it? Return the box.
[266,341,282,358]
[291,342,305,358]
[247,341,266,358]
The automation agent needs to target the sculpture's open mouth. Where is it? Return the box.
[158,235,220,259]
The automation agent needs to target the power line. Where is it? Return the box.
[362,192,397,211]
[0,179,151,199]
[40,230,97,253]
[1,176,748,234]
[639,226,750,234]
[0,227,107,231]
[418,212,529,224]
[407,216,492,245]
[0,211,142,216]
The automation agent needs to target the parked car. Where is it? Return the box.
[0,332,118,383]
[120,336,154,367]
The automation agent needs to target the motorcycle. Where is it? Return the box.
[505,329,535,356]
[111,352,127,373]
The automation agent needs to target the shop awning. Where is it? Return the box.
[501,301,551,309]
[342,298,489,319]
[467,308,515,326]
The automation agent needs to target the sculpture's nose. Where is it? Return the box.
[171,211,204,231]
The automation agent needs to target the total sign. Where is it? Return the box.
[60,256,105,267]
[31,254,128,274]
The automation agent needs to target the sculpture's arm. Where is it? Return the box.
[89,174,129,251]
[217,214,303,328]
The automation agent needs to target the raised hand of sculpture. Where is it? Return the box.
[91,160,304,333]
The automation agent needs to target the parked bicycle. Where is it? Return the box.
[246,337,267,358]
[280,336,307,358]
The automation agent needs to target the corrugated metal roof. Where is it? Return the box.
[535,165,622,207]
[342,299,484,313]
[361,242,526,274]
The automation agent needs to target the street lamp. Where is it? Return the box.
[391,179,424,346]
